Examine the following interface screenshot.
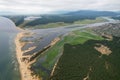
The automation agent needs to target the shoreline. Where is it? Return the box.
[15,31,40,80]
[15,27,61,80]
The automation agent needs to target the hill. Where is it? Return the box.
[5,10,120,28]
[65,10,119,17]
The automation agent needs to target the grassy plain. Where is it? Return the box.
[31,29,103,79]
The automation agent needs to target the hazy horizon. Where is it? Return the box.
[0,0,120,15]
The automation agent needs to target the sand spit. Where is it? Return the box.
[15,30,60,80]
[15,32,40,80]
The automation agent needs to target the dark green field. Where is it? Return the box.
[50,23,120,80]
[50,36,120,80]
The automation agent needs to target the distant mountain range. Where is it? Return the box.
[65,10,119,17]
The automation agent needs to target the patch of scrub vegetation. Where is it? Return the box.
[50,36,120,80]
[31,29,103,79]
[92,23,120,37]
[74,17,108,24]
[29,22,71,29]
[28,17,107,29]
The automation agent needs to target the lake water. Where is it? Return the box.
[0,17,20,80]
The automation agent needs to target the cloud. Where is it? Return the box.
[0,0,120,14]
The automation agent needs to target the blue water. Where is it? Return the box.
[0,17,20,80]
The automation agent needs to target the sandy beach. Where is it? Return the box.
[15,31,41,80]
[15,27,61,80]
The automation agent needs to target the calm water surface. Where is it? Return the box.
[0,17,20,80]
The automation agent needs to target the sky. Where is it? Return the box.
[0,0,120,14]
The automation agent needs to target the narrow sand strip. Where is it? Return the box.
[15,28,60,80]
[15,32,41,80]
